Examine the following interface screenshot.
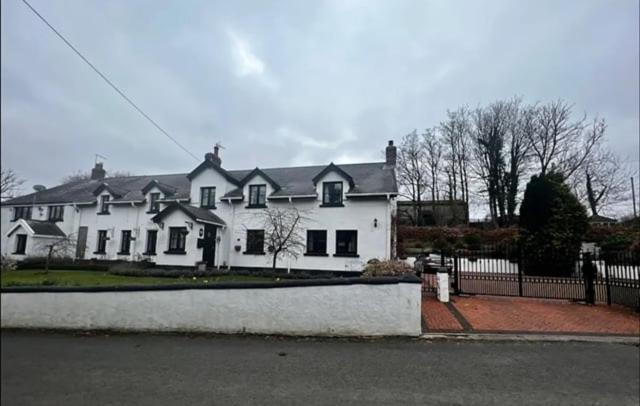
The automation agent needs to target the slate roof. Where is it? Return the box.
[589,214,617,223]
[27,220,67,236]
[2,162,397,205]
[152,202,226,226]
[7,220,66,237]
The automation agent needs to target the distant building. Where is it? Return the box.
[588,214,617,227]
[397,200,469,226]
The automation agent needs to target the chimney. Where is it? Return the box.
[204,146,222,167]
[385,140,397,167]
[91,162,106,180]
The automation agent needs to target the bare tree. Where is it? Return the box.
[60,170,133,184]
[504,101,533,224]
[471,101,510,225]
[527,100,603,179]
[576,146,628,216]
[422,127,442,205]
[35,234,81,274]
[396,130,428,225]
[255,207,307,269]
[440,108,472,206]
[1,169,25,201]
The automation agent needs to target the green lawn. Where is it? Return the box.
[1,270,273,288]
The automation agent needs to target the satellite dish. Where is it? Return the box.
[33,185,47,192]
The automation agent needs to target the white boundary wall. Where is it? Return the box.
[1,282,422,336]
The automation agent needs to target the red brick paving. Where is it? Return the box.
[421,296,463,332]
[422,294,640,335]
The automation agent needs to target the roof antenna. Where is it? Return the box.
[214,142,225,151]
[95,153,108,165]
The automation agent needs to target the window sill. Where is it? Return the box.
[48,219,64,223]
[97,212,111,215]
[164,250,187,255]
[200,206,217,210]
[304,252,329,257]
[117,252,131,255]
[142,252,157,256]
[11,252,26,255]
[93,251,106,255]
[146,211,159,214]
[245,205,267,209]
[243,251,266,255]
[333,253,359,258]
[320,203,344,208]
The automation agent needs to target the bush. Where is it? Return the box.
[397,226,519,254]
[519,172,588,276]
[362,259,413,277]
[1,256,17,272]
[16,257,110,271]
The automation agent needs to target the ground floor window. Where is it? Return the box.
[14,234,27,254]
[119,230,132,254]
[145,230,157,255]
[245,230,265,254]
[95,230,107,254]
[335,230,358,256]
[167,227,187,253]
[306,230,327,255]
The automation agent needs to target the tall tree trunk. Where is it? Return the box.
[585,172,599,216]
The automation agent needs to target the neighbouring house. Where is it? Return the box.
[588,214,617,227]
[397,200,468,226]
[1,141,398,273]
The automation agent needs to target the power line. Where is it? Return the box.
[20,0,200,161]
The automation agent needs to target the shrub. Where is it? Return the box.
[519,172,588,276]
[362,259,413,277]
[1,255,17,272]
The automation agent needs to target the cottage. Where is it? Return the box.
[1,142,398,273]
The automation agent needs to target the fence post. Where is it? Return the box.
[603,253,611,306]
[582,252,596,305]
[517,246,523,297]
[453,250,460,294]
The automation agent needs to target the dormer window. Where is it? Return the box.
[248,184,267,208]
[200,187,216,209]
[99,195,110,214]
[148,193,161,213]
[322,182,343,206]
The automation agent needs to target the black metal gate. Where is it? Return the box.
[440,246,640,310]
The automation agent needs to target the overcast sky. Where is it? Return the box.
[2,0,638,195]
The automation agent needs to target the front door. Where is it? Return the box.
[202,224,216,267]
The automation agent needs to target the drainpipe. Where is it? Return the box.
[132,202,140,261]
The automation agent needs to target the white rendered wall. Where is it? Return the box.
[1,165,396,272]
[0,282,422,336]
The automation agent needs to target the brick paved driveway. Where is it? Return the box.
[422,295,640,336]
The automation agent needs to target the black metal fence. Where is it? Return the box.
[421,246,639,310]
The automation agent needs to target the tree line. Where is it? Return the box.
[397,97,632,227]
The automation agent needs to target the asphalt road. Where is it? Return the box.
[2,331,639,405]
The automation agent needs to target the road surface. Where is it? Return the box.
[2,331,638,405]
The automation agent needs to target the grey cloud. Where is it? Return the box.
[1,0,638,192]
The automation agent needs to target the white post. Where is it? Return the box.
[437,269,449,302]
